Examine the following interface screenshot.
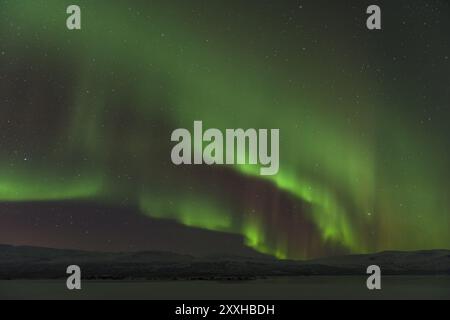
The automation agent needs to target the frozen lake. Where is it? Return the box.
[1,276,449,300]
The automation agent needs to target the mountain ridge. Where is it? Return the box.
[0,244,449,280]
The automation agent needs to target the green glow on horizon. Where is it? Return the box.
[0,166,103,202]
[140,194,233,232]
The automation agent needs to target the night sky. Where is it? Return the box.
[0,0,449,259]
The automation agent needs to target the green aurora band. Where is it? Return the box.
[0,0,449,259]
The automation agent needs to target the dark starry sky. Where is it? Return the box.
[0,0,449,259]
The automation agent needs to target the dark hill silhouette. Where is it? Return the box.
[0,245,448,280]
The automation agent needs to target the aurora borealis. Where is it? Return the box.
[0,0,449,259]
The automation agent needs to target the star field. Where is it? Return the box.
[0,0,449,259]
